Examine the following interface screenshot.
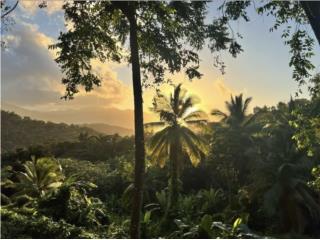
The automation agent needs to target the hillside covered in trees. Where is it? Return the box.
[1,111,99,152]
[81,123,133,137]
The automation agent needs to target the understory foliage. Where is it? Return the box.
[1,158,109,239]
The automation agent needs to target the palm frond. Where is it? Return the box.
[148,128,172,168]
[148,127,170,152]
[185,119,208,130]
[150,141,169,168]
[180,129,202,167]
[243,96,252,113]
[156,143,170,168]
[178,96,193,117]
[180,127,209,166]
[178,94,200,117]
[144,122,166,132]
[242,112,260,128]
[211,109,228,120]
[183,110,207,121]
[151,92,172,114]
[183,127,209,154]
[172,84,185,114]
[159,111,176,124]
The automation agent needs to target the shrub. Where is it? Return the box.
[1,208,103,239]
[59,158,130,201]
[38,177,109,228]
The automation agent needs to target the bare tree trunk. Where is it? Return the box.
[128,5,145,239]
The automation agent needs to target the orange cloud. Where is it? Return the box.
[2,22,134,117]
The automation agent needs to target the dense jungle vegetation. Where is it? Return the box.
[1,0,320,238]
[1,74,320,238]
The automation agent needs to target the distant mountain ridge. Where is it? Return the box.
[81,123,133,136]
[1,110,132,152]
[1,102,153,129]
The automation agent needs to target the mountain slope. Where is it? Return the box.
[1,102,153,129]
[81,123,133,136]
[1,111,99,152]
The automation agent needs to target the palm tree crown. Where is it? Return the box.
[146,84,208,168]
[211,93,252,127]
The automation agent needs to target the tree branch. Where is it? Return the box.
[1,0,19,19]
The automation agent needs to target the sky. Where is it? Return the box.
[1,0,320,129]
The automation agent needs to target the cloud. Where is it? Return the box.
[1,21,134,116]
[20,0,63,15]
[2,22,62,106]
[0,13,248,128]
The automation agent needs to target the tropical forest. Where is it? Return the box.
[1,0,320,239]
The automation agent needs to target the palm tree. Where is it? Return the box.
[146,84,208,212]
[211,93,252,128]
[13,157,64,198]
[210,94,256,187]
[263,163,320,236]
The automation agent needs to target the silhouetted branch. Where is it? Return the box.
[1,0,19,19]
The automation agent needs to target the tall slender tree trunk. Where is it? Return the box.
[168,134,179,213]
[127,6,145,239]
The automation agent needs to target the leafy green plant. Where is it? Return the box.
[197,188,226,214]
[155,190,168,212]
[107,219,130,239]
[1,208,104,239]
[38,176,109,228]
[1,166,15,205]
[167,214,263,239]
[60,158,130,202]
[309,166,320,192]
[12,157,64,198]
[177,194,197,218]
[211,220,264,239]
